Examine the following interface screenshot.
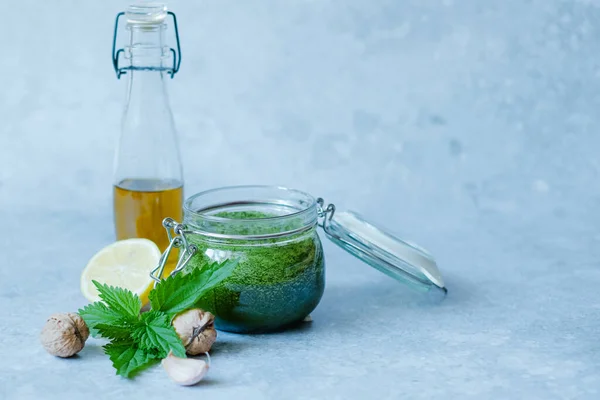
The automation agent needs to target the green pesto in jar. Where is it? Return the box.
[183,211,325,333]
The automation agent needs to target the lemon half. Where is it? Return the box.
[80,238,161,305]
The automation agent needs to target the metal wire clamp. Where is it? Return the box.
[149,218,197,286]
[112,11,182,79]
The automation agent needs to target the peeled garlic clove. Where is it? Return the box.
[162,353,209,386]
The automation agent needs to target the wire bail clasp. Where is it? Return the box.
[149,218,197,286]
[316,198,336,233]
[112,9,182,79]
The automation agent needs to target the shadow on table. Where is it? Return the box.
[78,341,107,359]
[210,339,253,355]
[312,272,478,332]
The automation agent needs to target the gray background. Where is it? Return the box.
[1,0,600,399]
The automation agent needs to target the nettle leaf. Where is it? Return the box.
[131,311,186,358]
[103,341,157,378]
[149,260,238,318]
[78,301,127,337]
[95,320,140,341]
[93,281,142,320]
[147,271,186,313]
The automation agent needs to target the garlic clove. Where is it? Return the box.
[162,353,209,386]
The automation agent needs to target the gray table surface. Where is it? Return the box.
[2,0,600,399]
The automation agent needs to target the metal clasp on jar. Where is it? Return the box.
[316,198,336,233]
[149,218,197,285]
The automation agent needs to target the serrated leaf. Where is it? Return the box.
[79,301,127,337]
[147,272,184,313]
[131,311,186,358]
[95,320,140,341]
[149,260,238,318]
[93,281,142,320]
[103,341,157,378]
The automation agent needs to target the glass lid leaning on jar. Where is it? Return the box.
[150,185,447,334]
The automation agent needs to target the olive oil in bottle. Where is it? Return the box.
[113,178,183,251]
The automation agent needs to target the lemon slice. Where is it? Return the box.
[81,238,161,305]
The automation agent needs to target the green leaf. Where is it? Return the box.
[131,311,186,358]
[103,341,157,378]
[149,260,238,318]
[78,301,127,337]
[93,281,142,320]
[147,272,181,313]
[95,320,140,341]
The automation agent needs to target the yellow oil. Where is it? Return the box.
[113,178,183,275]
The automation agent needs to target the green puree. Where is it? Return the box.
[183,210,325,333]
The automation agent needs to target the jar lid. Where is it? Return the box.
[320,205,447,296]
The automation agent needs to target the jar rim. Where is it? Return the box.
[183,185,319,240]
[185,185,316,219]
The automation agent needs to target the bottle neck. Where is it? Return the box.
[125,24,168,70]
[124,23,171,112]
[125,69,170,113]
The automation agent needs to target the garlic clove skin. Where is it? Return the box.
[40,312,90,358]
[162,353,209,386]
[172,308,217,355]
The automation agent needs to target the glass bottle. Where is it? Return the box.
[112,3,183,255]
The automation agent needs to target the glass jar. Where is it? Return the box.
[181,186,325,333]
[151,185,447,333]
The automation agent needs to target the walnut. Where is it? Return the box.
[40,313,89,357]
[172,309,217,355]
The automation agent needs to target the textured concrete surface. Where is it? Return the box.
[2,0,600,399]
